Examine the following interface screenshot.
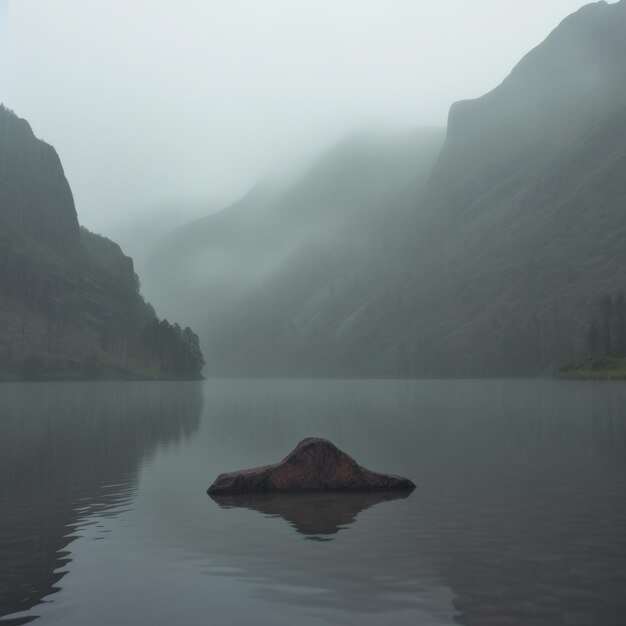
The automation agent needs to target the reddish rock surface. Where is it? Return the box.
[207,437,416,494]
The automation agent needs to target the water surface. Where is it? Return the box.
[1,379,625,625]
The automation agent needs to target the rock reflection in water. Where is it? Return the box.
[210,490,413,539]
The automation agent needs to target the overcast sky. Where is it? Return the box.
[0,0,605,242]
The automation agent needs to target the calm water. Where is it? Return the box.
[1,379,625,626]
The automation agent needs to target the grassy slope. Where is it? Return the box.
[557,357,626,380]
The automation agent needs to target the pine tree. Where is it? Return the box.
[586,320,600,356]
[598,295,614,356]
[614,293,626,356]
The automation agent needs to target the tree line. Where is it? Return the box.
[585,293,626,357]
[140,315,205,379]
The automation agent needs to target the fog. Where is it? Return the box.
[2,0,597,250]
[2,3,626,621]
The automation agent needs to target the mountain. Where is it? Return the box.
[107,200,216,279]
[425,0,626,231]
[143,128,446,374]
[388,0,626,376]
[147,0,626,378]
[0,105,204,380]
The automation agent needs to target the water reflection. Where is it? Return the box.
[1,379,626,626]
[210,490,413,539]
[0,381,203,623]
[198,380,626,624]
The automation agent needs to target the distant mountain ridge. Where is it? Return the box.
[0,105,204,380]
[143,128,446,374]
[146,0,626,378]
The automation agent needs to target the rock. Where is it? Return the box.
[209,490,412,538]
[207,437,415,495]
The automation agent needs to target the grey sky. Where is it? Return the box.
[1,0,605,240]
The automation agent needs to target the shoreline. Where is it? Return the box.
[0,375,205,383]
[557,371,626,381]
[557,356,626,381]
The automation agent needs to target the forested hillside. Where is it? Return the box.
[0,105,204,380]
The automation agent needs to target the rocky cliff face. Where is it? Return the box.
[0,106,204,380]
[426,0,626,232]
[390,0,626,375]
[0,105,79,252]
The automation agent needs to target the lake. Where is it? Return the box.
[1,379,625,625]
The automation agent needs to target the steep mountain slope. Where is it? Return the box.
[0,106,79,252]
[393,106,626,376]
[425,0,626,232]
[148,0,626,378]
[143,128,446,373]
[0,105,203,380]
[388,0,626,375]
